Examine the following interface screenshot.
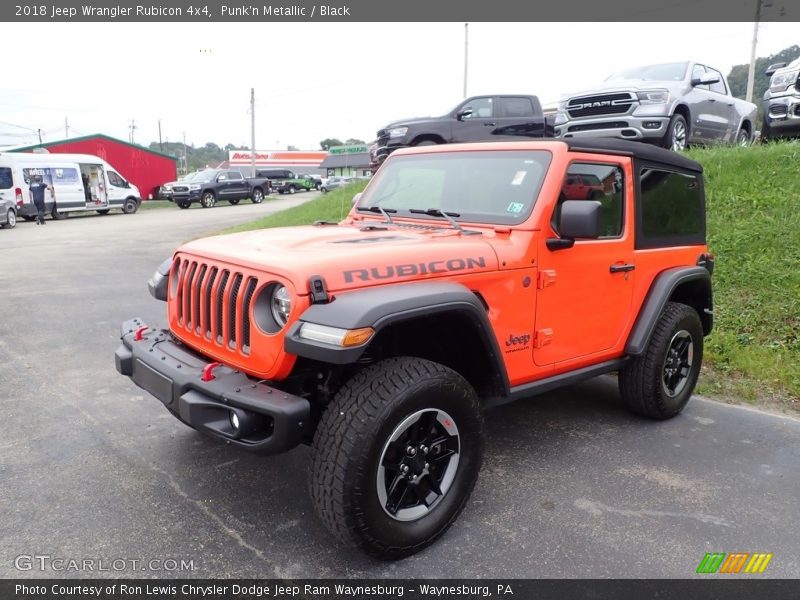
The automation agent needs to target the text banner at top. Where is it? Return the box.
[4,0,800,22]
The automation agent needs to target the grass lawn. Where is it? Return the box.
[139,200,174,210]
[213,144,800,413]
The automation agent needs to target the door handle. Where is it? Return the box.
[610,263,635,273]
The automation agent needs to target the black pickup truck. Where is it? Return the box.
[370,94,555,168]
[163,169,271,209]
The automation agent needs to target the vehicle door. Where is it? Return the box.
[215,172,231,196]
[451,96,498,143]
[105,169,131,206]
[226,171,247,198]
[705,67,737,141]
[494,96,546,139]
[24,164,86,211]
[685,64,717,142]
[534,157,634,367]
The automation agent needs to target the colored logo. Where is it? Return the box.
[696,552,773,574]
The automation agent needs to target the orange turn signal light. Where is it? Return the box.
[342,327,374,347]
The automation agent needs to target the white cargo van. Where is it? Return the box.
[0,152,141,221]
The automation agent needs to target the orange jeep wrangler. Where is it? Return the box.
[115,139,714,559]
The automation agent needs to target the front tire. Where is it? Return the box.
[122,198,139,214]
[736,127,751,146]
[619,302,703,420]
[287,185,297,195]
[200,191,216,208]
[663,114,688,152]
[177,201,191,209]
[309,357,484,560]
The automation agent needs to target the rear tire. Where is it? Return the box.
[177,201,191,209]
[619,302,703,420]
[309,356,484,560]
[2,208,16,228]
[288,185,297,195]
[251,188,264,204]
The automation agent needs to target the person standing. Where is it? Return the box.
[29,174,54,225]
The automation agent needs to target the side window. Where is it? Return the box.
[107,171,126,187]
[638,168,704,247]
[227,171,243,180]
[554,162,624,238]
[217,173,228,181]
[498,97,534,117]
[462,97,493,119]
[692,64,709,90]
[708,68,727,95]
[0,167,12,189]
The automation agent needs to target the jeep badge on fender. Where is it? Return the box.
[115,139,714,560]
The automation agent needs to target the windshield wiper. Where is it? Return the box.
[409,208,481,235]
[356,205,397,224]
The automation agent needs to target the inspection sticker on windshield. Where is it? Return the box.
[511,171,527,186]
[507,202,524,214]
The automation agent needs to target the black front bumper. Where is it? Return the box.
[114,318,309,454]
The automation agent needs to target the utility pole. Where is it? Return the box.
[250,88,256,177]
[745,2,762,104]
[37,129,42,144]
[158,119,163,153]
[129,119,137,143]
[182,131,188,175]
[64,117,69,139]
[463,23,469,99]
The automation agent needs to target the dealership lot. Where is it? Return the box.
[1,199,799,578]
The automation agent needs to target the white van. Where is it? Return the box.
[0,152,141,221]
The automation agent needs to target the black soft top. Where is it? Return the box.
[563,138,703,173]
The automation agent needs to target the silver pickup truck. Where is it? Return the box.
[554,61,758,151]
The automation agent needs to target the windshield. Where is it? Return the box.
[192,170,218,183]
[357,150,552,225]
[606,62,688,82]
[180,172,199,182]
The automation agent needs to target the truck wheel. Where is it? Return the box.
[288,185,297,195]
[177,201,191,209]
[619,302,703,420]
[251,188,264,204]
[122,198,139,214]
[309,356,484,560]
[200,192,216,208]
[414,140,439,146]
[229,198,241,205]
[51,206,66,220]
[663,114,688,151]
[2,208,16,228]
[736,127,751,146]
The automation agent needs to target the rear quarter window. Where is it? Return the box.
[0,167,12,189]
[636,166,705,249]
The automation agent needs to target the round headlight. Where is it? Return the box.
[270,285,291,327]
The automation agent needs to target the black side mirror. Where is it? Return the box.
[547,200,602,250]
[765,62,786,77]
[691,72,720,87]
[456,107,473,121]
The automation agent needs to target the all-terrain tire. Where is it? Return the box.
[663,113,688,151]
[619,301,703,420]
[309,356,484,560]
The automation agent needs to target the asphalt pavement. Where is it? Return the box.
[1,197,798,578]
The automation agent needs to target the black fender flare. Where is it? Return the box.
[626,266,713,356]
[285,281,510,396]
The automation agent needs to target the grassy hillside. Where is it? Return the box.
[686,142,800,407]
[218,144,800,410]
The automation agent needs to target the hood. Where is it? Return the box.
[178,222,500,294]
[562,78,685,98]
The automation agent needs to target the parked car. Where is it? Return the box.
[555,61,758,150]
[116,138,714,560]
[761,57,800,141]
[370,94,555,168]
[0,197,17,229]
[320,176,354,193]
[166,169,270,209]
[297,173,323,190]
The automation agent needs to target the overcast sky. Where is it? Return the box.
[0,22,797,151]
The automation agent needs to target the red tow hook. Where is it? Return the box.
[201,362,223,382]
[133,326,149,341]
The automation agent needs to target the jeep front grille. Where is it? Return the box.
[567,92,635,118]
[173,258,257,355]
